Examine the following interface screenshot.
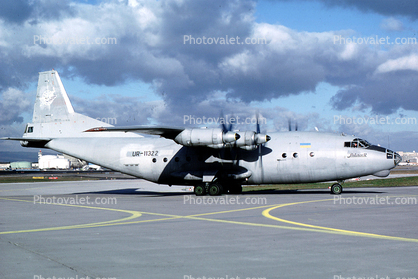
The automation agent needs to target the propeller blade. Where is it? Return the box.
[220,110,228,133]
[256,111,261,134]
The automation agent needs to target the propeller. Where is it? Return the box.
[255,111,270,182]
[288,119,298,131]
[219,111,239,164]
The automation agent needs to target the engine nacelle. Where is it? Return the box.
[226,131,271,150]
[174,128,239,149]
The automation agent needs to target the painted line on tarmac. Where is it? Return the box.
[2,196,418,243]
[0,197,142,235]
[262,198,418,243]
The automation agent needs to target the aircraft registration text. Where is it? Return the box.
[131,151,159,157]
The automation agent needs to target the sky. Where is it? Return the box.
[0,0,417,162]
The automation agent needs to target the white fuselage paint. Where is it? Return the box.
[45,131,396,186]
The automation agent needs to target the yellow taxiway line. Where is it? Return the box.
[1,196,417,243]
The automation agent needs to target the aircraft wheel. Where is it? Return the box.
[208,183,223,196]
[194,185,206,196]
[331,183,342,195]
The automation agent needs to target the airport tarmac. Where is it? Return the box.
[1,180,417,279]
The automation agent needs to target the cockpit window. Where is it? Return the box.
[27,126,34,133]
[344,138,370,148]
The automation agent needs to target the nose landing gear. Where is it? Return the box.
[330,183,343,195]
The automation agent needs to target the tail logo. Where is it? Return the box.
[40,84,57,108]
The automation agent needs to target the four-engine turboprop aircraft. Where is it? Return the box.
[2,70,402,195]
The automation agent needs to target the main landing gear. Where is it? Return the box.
[193,182,242,196]
[330,183,343,195]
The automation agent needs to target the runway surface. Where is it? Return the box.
[1,180,417,279]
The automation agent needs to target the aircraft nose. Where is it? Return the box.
[394,152,402,166]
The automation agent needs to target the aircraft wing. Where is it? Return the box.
[84,126,185,140]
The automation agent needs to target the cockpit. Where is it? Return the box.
[344,138,370,148]
[344,137,402,166]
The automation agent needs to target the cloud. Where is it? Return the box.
[375,54,418,74]
[0,0,417,128]
[316,0,418,20]
[0,0,33,24]
[380,17,404,32]
[0,88,31,125]
[330,70,418,114]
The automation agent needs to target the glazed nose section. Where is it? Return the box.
[394,152,402,166]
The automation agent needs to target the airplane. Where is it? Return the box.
[2,70,402,195]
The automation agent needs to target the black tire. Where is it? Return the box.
[208,183,223,196]
[331,183,342,195]
[194,185,206,196]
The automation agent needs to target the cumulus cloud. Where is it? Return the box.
[315,0,418,20]
[375,54,418,74]
[0,88,31,125]
[0,0,417,128]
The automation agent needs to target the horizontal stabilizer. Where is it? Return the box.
[1,137,52,148]
[1,137,51,142]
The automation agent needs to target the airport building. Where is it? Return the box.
[10,161,32,169]
[38,150,70,170]
[0,162,10,170]
[397,151,418,165]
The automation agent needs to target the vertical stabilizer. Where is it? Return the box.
[33,70,75,123]
[25,70,114,139]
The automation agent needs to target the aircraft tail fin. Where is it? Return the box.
[23,70,112,140]
[33,70,75,123]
